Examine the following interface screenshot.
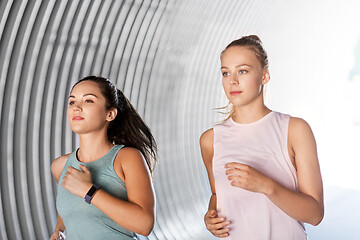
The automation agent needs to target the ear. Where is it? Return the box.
[106,108,117,122]
[262,70,270,85]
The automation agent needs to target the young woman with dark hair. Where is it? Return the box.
[200,35,324,239]
[50,76,157,239]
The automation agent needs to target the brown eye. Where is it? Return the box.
[85,99,94,103]
[69,101,75,105]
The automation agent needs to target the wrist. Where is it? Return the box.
[263,178,276,196]
[82,183,93,198]
[84,184,100,204]
[54,228,64,233]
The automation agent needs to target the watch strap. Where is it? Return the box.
[85,184,100,204]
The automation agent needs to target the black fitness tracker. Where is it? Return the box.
[85,184,100,204]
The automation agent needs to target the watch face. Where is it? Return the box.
[85,184,100,204]
[85,194,92,204]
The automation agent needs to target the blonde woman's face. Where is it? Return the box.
[220,46,269,108]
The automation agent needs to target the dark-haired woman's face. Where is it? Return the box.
[220,46,269,108]
[67,80,116,135]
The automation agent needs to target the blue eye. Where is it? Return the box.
[222,72,230,77]
[239,70,247,74]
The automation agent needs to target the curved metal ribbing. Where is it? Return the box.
[0,0,174,239]
[0,0,281,239]
[3,0,356,239]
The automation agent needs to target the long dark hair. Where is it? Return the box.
[72,76,157,174]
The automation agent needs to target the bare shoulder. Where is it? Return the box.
[51,153,71,183]
[288,117,317,164]
[200,128,214,151]
[288,117,323,212]
[289,117,312,131]
[200,128,214,165]
[289,117,315,144]
[114,147,150,181]
[117,147,145,165]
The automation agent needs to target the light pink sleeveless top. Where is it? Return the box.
[213,111,307,240]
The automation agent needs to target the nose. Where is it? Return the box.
[230,74,239,85]
[73,103,82,112]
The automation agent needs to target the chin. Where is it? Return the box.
[228,99,245,106]
[69,125,88,135]
[69,124,106,135]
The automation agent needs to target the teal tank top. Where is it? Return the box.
[56,145,137,239]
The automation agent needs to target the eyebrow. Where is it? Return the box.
[69,93,99,98]
[221,64,252,69]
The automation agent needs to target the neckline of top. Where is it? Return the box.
[229,111,275,126]
[75,144,118,164]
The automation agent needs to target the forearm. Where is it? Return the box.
[91,189,154,236]
[265,180,324,226]
[54,214,65,232]
[208,193,217,211]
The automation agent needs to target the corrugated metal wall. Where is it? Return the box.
[0,0,279,239]
[0,1,177,239]
[3,0,359,239]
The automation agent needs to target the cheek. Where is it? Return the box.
[222,79,230,91]
[89,106,108,120]
[222,83,231,99]
[222,80,226,90]
[245,76,262,89]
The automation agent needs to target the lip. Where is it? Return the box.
[72,116,84,121]
[230,91,243,96]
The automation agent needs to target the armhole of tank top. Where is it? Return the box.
[110,145,126,187]
[58,152,73,184]
[283,115,299,186]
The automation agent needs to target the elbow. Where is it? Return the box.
[309,207,324,226]
[135,214,154,236]
[310,214,324,226]
[137,225,153,236]
[310,217,323,226]
[138,229,152,236]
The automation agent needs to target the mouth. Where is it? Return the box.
[230,91,242,96]
[72,116,84,121]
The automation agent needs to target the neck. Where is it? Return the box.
[232,94,271,124]
[77,130,114,162]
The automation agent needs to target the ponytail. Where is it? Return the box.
[108,89,157,174]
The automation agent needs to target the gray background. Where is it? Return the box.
[1,0,360,239]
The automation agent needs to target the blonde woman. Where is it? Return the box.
[200,36,324,239]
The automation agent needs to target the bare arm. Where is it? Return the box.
[200,129,230,238]
[91,148,155,235]
[50,154,69,239]
[265,117,324,225]
[226,117,324,225]
[62,147,155,236]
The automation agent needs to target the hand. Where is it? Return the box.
[225,162,272,194]
[204,209,230,238]
[49,230,65,240]
[61,165,92,198]
[49,231,58,240]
